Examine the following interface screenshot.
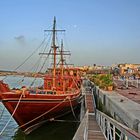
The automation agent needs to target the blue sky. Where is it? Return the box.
[0,0,140,71]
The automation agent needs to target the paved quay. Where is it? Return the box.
[114,79,140,104]
[94,82,140,135]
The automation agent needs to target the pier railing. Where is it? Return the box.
[72,110,88,140]
[126,79,139,88]
[114,78,140,88]
[96,109,140,140]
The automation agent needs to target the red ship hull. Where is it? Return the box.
[1,91,81,134]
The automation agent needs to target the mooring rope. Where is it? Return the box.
[18,97,68,129]
[47,119,80,123]
[68,98,78,121]
[0,106,5,121]
[21,97,79,133]
[24,117,80,134]
[0,92,23,136]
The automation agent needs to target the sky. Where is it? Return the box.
[0,0,140,71]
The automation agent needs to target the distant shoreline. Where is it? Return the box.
[0,71,44,78]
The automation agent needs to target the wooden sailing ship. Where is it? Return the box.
[0,17,82,134]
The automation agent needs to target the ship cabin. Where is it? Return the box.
[44,67,82,93]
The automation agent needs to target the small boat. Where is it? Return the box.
[0,17,82,134]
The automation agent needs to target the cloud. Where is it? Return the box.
[14,35,26,46]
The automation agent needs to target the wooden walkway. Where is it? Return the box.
[73,80,140,140]
[85,91,105,140]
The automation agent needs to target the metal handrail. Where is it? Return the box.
[114,78,140,88]
[72,110,88,140]
[96,109,140,140]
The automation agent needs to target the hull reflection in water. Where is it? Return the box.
[13,107,80,140]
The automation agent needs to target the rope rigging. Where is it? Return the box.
[1,37,47,83]
[29,30,66,87]
[29,38,52,87]
[2,32,52,89]
[64,61,81,90]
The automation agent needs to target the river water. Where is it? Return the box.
[0,76,79,140]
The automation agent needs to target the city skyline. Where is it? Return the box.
[0,0,140,71]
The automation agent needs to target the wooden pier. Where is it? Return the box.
[73,80,105,140]
[73,80,140,140]
[85,91,105,140]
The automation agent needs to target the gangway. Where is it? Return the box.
[73,79,140,140]
[73,80,105,140]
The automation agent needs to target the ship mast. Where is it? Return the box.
[52,17,57,89]
[41,17,69,90]
[44,17,65,90]
[60,40,64,79]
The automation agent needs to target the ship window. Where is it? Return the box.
[48,82,51,86]
[74,73,77,76]
[58,82,61,86]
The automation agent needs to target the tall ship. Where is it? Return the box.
[0,17,82,134]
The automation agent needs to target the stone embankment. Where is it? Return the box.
[93,85,140,135]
